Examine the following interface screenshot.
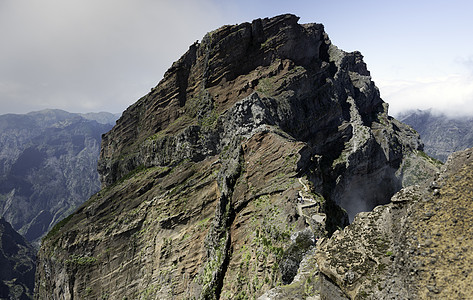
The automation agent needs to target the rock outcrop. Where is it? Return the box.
[399,109,473,162]
[35,15,438,299]
[315,147,473,299]
[0,109,115,247]
[0,217,36,300]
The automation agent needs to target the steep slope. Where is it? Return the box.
[0,218,36,300]
[35,14,438,299]
[315,147,473,299]
[399,109,473,162]
[0,109,115,246]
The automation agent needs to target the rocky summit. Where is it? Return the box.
[35,15,438,299]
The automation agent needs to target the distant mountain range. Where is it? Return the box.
[399,109,473,162]
[0,109,118,247]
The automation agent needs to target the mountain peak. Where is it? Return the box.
[36,15,439,299]
[98,14,378,187]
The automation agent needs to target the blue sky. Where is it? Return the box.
[1,0,473,116]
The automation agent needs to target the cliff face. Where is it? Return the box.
[399,109,473,162]
[35,15,438,299]
[0,109,115,247]
[0,217,36,299]
[316,147,473,299]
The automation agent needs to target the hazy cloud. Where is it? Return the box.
[2,0,473,117]
[378,74,473,118]
[0,0,224,113]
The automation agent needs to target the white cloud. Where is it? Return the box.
[377,74,473,118]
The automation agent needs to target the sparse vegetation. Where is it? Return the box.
[256,77,276,97]
[417,150,443,166]
[260,35,278,49]
[65,254,97,266]
[43,213,74,241]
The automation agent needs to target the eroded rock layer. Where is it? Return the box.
[316,147,473,299]
[35,14,438,299]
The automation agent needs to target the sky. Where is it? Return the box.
[1,0,473,117]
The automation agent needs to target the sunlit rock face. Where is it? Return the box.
[35,14,437,299]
